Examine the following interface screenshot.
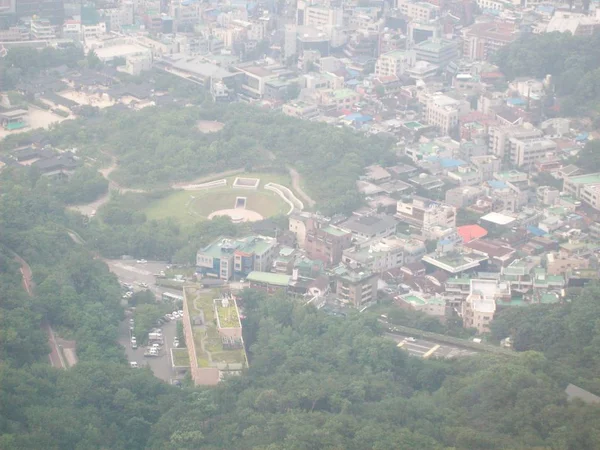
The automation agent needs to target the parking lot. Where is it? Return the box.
[107,259,189,383]
[119,311,183,382]
[385,332,480,359]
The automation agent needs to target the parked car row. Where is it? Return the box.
[165,310,184,321]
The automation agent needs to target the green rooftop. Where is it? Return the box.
[184,288,248,374]
[415,38,456,52]
[247,271,290,286]
[403,121,426,129]
[215,301,240,329]
[566,173,600,184]
[331,88,358,100]
[6,121,27,130]
[403,295,426,305]
[238,236,274,256]
[446,277,471,285]
[322,225,349,237]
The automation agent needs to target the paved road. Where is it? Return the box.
[385,332,480,359]
[120,312,179,382]
[105,259,175,297]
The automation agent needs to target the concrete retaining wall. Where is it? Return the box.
[264,182,304,214]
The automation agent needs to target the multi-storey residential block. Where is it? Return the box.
[509,137,557,167]
[305,218,352,266]
[375,50,415,78]
[414,38,458,67]
[462,21,518,61]
[332,264,378,307]
[425,93,463,134]
[564,173,600,211]
[196,236,277,280]
[488,125,543,160]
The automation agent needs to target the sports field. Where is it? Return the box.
[144,187,288,225]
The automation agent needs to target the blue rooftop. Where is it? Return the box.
[440,158,467,168]
[488,180,508,189]
[345,113,372,122]
[536,4,554,13]
[507,98,526,106]
[576,132,589,142]
[527,225,547,237]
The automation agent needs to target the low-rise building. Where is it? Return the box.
[395,196,456,232]
[445,185,482,208]
[398,292,445,317]
[282,101,319,119]
[340,214,398,240]
[342,234,426,273]
[461,279,507,333]
[319,88,361,109]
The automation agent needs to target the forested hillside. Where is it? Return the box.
[1,166,600,449]
[24,103,393,215]
[491,284,600,394]
[496,31,600,115]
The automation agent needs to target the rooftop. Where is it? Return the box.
[422,252,485,274]
[402,294,426,305]
[341,214,397,236]
[322,225,350,237]
[480,212,516,226]
[415,38,456,52]
[330,88,359,100]
[566,173,600,185]
[247,271,290,287]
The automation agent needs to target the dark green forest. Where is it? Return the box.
[496,31,600,115]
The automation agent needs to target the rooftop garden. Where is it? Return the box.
[185,288,248,370]
[216,304,240,328]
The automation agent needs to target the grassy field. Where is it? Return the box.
[144,185,289,225]
[172,348,190,367]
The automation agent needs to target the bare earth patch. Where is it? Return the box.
[59,90,115,109]
[197,120,225,134]
[208,208,263,223]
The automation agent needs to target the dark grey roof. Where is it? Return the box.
[341,214,398,236]
[32,155,78,172]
